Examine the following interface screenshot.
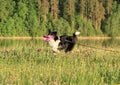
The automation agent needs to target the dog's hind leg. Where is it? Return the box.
[65,44,75,53]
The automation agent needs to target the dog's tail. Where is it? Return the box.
[75,31,80,35]
[73,31,80,37]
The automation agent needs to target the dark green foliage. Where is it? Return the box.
[102,1,120,37]
[0,0,120,36]
[52,18,71,35]
[75,15,96,36]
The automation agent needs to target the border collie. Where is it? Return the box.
[43,29,80,53]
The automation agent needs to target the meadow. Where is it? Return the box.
[0,39,120,85]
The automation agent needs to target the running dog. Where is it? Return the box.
[43,29,80,53]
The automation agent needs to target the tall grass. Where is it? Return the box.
[0,39,120,85]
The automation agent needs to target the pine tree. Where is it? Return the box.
[41,0,49,22]
[104,1,120,37]
[63,0,75,32]
[87,0,105,30]
[79,0,86,18]
[37,0,41,24]
[49,0,59,19]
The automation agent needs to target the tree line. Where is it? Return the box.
[0,0,120,37]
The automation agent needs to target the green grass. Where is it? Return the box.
[0,40,120,85]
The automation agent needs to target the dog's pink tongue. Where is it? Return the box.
[43,36,48,41]
[43,35,54,41]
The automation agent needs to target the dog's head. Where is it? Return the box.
[43,29,59,41]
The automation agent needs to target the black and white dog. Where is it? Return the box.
[43,29,80,53]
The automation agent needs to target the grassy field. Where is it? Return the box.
[0,39,120,85]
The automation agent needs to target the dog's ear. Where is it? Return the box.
[48,29,51,34]
[54,32,57,35]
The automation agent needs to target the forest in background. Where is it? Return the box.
[0,0,120,37]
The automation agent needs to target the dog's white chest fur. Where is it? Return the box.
[48,39,60,52]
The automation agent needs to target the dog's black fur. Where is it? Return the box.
[59,33,79,52]
[45,29,80,53]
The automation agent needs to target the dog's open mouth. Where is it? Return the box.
[43,35,54,41]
